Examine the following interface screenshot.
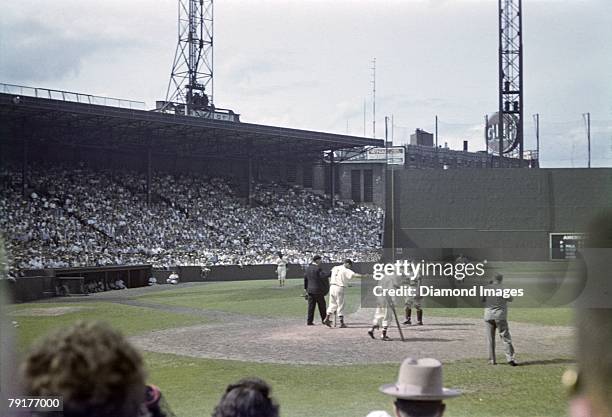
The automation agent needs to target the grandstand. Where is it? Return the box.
[1,165,383,271]
[0,86,384,279]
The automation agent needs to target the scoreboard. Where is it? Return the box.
[549,233,585,260]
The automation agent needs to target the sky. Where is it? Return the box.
[1,0,611,167]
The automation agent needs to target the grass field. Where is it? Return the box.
[10,301,203,350]
[137,279,574,326]
[137,279,364,318]
[6,278,576,417]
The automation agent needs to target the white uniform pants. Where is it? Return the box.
[372,305,392,328]
[277,269,286,280]
[327,285,346,317]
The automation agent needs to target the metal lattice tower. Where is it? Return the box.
[498,0,524,159]
[165,0,214,114]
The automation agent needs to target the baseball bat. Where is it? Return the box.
[386,295,406,342]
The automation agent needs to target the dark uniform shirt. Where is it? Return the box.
[304,263,331,295]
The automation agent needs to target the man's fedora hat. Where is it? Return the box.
[379,358,461,400]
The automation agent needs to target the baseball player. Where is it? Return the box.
[276,252,288,287]
[368,271,404,341]
[323,259,367,328]
[167,271,179,285]
[482,273,517,366]
[404,269,424,325]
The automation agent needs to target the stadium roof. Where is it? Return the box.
[0,90,383,162]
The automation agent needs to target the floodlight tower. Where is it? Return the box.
[165,0,214,115]
[498,0,524,160]
[498,0,523,159]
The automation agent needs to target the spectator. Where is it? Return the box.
[368,357,461,417]
[21,320,175,417]
[1,237,22,415]
[212,378,279,417]
[569,308,612,417]
[566,211,612,417]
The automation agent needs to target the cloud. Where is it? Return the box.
[0,17,138,84]
[0,19,80,82]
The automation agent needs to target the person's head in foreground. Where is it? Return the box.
[312,255,321,265]
[569,211,612,417]
[344,259,353,269]
[374,357,461,417]
[1,238,22,411]
[213,377,279,417]
[21,320,146,417]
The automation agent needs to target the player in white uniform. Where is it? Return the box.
[167,271,179,285]
[276,252,288,287]
[323,259,367,328]
[368,272,403,341]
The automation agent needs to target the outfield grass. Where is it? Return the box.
[8,279,575,417]
[138,279,363,318]
[425,307,573,327]
[486,261,575,275]
[138,279,574,326]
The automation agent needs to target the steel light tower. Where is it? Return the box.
[165,0,214,115]
[498,0,524,161]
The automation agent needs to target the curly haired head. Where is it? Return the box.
[21,321,146,417]
[213,377,279,417]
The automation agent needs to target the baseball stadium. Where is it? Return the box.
[2,2,612,417]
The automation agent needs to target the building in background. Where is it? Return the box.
[332,128,537,206]
[410,129,434,147]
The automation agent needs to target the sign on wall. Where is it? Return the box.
[366,147,405,165]
[486,112,518,155]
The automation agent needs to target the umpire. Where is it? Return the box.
[304,255,331,326]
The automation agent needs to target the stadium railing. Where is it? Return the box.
[0,83,146,110]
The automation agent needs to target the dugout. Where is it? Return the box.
[51,264,151,290]
[8,265,152,302]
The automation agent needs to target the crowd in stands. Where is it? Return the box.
[0,164,383,273]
